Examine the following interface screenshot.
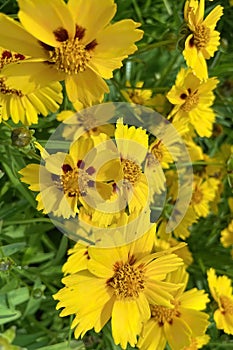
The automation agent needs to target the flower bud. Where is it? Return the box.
[11,127,32,147]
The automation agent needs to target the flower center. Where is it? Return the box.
[191,187,203,204]
[151,301,181,326]
[220,296,233,315]
[194,24,210,50]
[61,167,80,197]
[121,159,142,185]
[129,91,145,105]
[180,89,199,112]
[50,38,92,75]
[52,162,95,197]
[106,257,145,299]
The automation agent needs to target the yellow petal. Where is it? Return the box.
[18,163,41,191]
[164,317,191,350]
[180,307,209,337]
[112,299,142,349]
[68,0,116,44]
[1,61,65,94]
[65,68,109,105]
[0,14,48,58]
[88,245,129,277]
[95,20,143,58]
[137,320,166,350]
[18,0,75,47]
[203,5,223,30]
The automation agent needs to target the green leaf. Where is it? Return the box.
[0,243,26,257]
[38,340,85,350]
[0,308,21,325]
[7,287,30,307]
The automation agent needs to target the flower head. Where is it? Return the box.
[0,1,143,105]
[207,268,233,335]
[121,81,153,106]
[191,175,219,217]
[19,138,112,219]
[54,228,184,349]
[167,68,218,137]
[137,267,210,350]
[183,0,223,79]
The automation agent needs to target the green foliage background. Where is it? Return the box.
[0,0,232,349]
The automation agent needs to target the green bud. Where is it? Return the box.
[11,127,32,147]
[32,288,43,299]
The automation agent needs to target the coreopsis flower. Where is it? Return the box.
[0,1,143,105]
[0,49,62,125]
[191,175,219,217]
[108,118,165,214]
[56,102,115,143]
[167,68,218,137]
[137,267,210,350]
[121,81,153,105]
[149,139,174,169]
[54,228,184,349]
[220,220,233,258]
[207,268,233,335]
[19,139,112,219]
[183,0,223,79]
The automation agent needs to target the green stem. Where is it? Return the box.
[2,121,12,130]
[0,0,12,11]
[162,0,172,15]
[136,40,177,55]
[170,161,225,168]
[208,343,233,347]
[2,218,52,226]
[26,150,41,161]
[156,52,180,86]
[132,0,144,24]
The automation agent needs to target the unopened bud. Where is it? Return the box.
[11,127,32,147]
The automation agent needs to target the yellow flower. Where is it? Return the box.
[137,267,209,350]
[167,68,218,137]
[0,1,143,105]
[0,48,62,125]
[173,206,197,240]
[54,229,184,349]
[19,138,112,219]
[191,175,219,217]
[149,139,175,169]
[220,220,233,257]
[57,102,115,144]
[207,268,233,335]
[183,0,223,79]
[121,81,153,105]
[106,118,165,214]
